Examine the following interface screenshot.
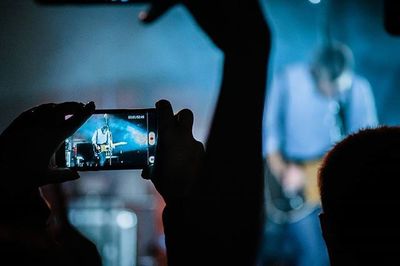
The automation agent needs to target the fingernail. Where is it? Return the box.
[138,11,147,21]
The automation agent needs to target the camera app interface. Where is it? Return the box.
[65,110,156,170]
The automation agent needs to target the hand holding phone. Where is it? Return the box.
[141,100,205,204]
[0,102,94,188]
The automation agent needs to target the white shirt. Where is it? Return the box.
[92,128,112,145]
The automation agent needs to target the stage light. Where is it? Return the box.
[116,211,136,229]
[308,0,321,4]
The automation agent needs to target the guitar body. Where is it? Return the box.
[93,142,128,155]
[301,160,322,206]
[265,159,322,223]
[93,144,111,155]
[98,144,111,153]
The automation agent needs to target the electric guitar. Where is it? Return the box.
[265,159,323,223]
[93,142,128,154]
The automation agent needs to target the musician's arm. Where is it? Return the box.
[265,71,287,178]
[347,79,379,133]
[267,152,287,179]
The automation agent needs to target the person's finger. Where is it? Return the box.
[141,167,150,179]
[156,99,174,132]
[27,103,56,114]
[58,102,96,139]
[10,103,56,127]
[139,0,176,23]
[50,101,86,127]
[53,101,86,116]
[18,102,88,128]
[141,165,155,180]
[176,108,194,133]
[40,168,80,187]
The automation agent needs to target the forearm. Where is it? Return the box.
[160,1,271,263]
[205,44,270,195]
[0,165,48,225]
[267,152,287,178]
[0,167,35,203]
[162,45,271,266]
[0,187,48,226]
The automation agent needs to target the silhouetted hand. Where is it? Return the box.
[0,102,95,188]
[136,0,270,54]
[142,99,204,204]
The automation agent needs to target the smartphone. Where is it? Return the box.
[56,108,157,170]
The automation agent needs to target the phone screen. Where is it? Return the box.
[57,108,157,170]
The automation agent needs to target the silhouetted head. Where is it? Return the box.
[319,126,400,265]
[311,41,354,97]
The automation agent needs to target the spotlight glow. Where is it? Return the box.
[116,211,136,229]
[308,0,321,4]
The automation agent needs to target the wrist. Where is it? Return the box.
[0,188,50,227]
[222,24,271,57]
[223,41,270,60]
[0,168,43,207]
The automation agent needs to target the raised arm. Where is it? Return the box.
[139,1,271,265]
[194,2,271,264]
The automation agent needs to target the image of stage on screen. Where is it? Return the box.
[65,110,157,170]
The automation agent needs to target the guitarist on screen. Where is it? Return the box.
[262,41,378,266]
[92,114,113,167]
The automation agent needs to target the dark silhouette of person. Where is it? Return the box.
[0,0,271,265]
[318,126,400,265]
[138,0,271,265]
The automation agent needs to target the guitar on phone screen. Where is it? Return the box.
[93,142,128,154]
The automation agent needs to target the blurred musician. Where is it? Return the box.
[262,41,378,266]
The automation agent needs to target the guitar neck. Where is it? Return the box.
[112,142,127,147]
